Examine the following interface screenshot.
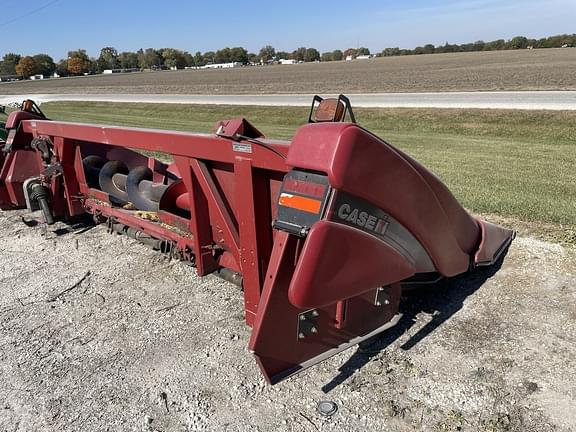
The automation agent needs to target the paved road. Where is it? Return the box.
[1,91,576,110]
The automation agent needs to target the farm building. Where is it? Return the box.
[103,68,140,74]
[202,62,242,69]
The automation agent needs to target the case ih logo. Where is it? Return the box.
[336,203,389,235]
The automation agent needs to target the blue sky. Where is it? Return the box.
[1,0,575,59]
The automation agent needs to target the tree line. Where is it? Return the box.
[381,34,576,57]
[1,33,574,79]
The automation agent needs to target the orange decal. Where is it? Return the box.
[279,193,322,214]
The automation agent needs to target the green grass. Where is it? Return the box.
[41,102,576,243]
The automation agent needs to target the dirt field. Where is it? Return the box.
[0,209,575,432]
[2,49,576,95]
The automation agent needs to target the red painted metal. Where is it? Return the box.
[475,220,516,266]
[288,221,415,309]
[0,102,515,384]
[0,150,42,209]
[287,123,481,277]
[248,229,403,383]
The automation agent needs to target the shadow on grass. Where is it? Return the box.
[322,250,508,393]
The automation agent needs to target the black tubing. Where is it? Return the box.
[126,166,168,212]
[30,184,54,225]
[82,156,106,189]
[99,160,129,204]
[111,223,166,251]
[214,268,243,288]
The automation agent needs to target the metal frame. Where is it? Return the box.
[0,103,514,385]
[18,119,290,325]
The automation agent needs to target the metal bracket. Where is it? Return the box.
[41,162,63,178]
[272,220,310,238]
[297,309,319,340]
[374,286,392,307]
[30,136,53,165]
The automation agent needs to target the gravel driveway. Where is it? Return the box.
[0,209,575,431]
